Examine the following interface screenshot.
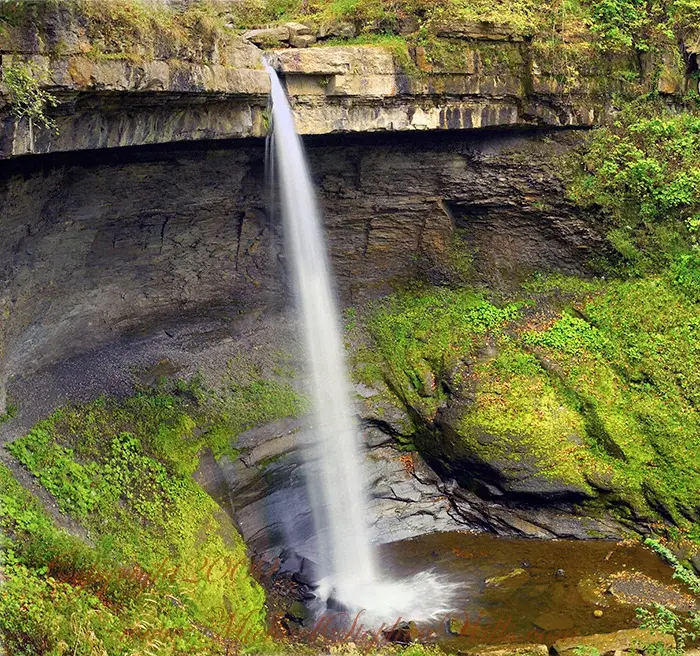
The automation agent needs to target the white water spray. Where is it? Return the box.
[265,62,459,626]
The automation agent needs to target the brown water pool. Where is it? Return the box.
[373,531,684,650]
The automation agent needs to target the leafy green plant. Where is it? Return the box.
[587,0,665,51]
[645,539,700,594]
[569,102,700,273]
[636,539,700,656]
[2,60,57,133]
[671,251,700,301]
[644,609,699,656]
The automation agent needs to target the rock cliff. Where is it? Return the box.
[0,2,688,158]
[0,130,599,414]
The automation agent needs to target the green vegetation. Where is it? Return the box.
[588,0,700,52]
[525,276,700,519]
[0,402,18,424]
[346,90,700,563]
[1,391,269,655]
[75,0,229,63]
[3,0,691,84]
[363,287,522,418]
[190,358,309,458]
[0,344,314,654]
[233,0,569,37]
[356,270,700,518]
[569,101,700,274]
[1,60,57,132]
[456,340,597,490]
[0,0,235,64]
[636,539,700,656]
[228,0,698,79]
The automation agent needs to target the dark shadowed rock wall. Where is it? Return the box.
[0,128,602,412]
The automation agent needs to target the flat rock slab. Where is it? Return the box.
[554,629,675,656]
[608,571,698,612]
[533,613,575,632]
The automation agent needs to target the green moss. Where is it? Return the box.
[522,276,700,520]
[365,286,522,418]
[671,250,700,302]
[357,272,699,521]
[320,32,417,72]
[0,402,18,424]
[3,391,270,654]
[0,0,236,64]
[520,272,606,296]
[78,0,233,63]
[192,358,310,459]
[457,342,597,489]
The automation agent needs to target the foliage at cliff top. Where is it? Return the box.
[0,391,270,655]
[569,100,700,275]
[235,0,700,51]
[0,0,234,63]
[2,0,698,64]
[361,272,700,527]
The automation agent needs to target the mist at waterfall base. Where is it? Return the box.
[264,62,459,627]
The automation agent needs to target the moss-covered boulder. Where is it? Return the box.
[359,273,700,529]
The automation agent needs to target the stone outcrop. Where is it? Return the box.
[553,629,675,656]
[214,405,628,571]
[460,645,549,656]
[0,35,626,159]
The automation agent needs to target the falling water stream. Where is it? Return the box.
[265,62,458,627]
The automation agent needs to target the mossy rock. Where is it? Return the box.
[361,273,700,527]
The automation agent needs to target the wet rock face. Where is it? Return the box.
[0,146,284,397]
[0,129,599,412]
[211,407,630,576]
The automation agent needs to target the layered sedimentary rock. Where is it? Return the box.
[1,5,686,159]
[0,130,598,413]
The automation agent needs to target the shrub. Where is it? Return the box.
[1,61,57,131]
[569,102,700,273]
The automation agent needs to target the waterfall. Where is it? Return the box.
[265,62,458,626]
[265,63,378,601]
